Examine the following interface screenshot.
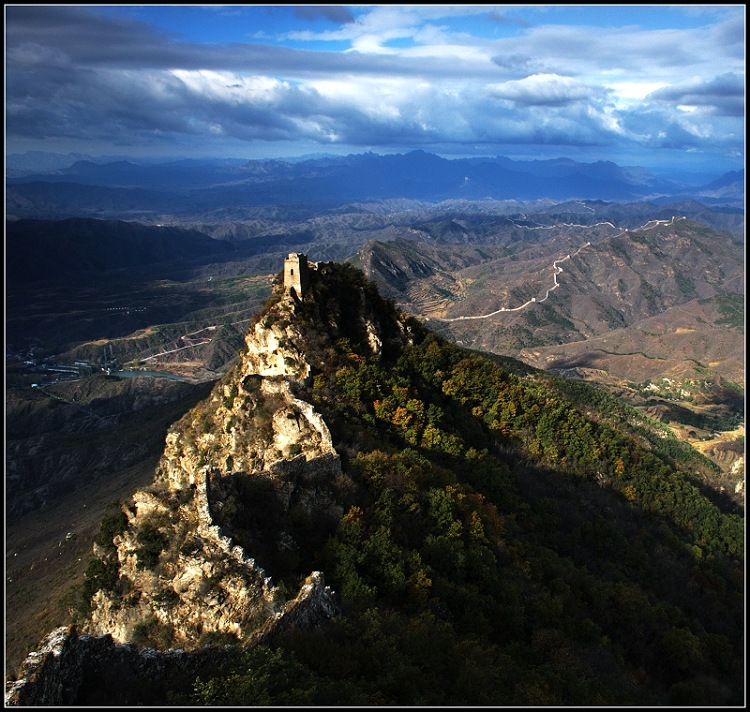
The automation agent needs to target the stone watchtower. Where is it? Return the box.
[284,253,311,298]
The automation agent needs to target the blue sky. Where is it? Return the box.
[5,4,745,176]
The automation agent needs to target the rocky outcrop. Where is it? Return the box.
[247,571,339,647]
[80,276,343,651]
[5,626,229,706]
[7,571,337,706]
[8,255,410,703]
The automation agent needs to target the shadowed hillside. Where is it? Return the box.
[7,257,743,706]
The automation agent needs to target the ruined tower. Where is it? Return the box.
[284,253,311,298]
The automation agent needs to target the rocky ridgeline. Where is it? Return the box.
[6,625,234,706]
[6,569,337,707]
[7,254,404,705]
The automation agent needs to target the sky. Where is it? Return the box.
[4,4,746,177]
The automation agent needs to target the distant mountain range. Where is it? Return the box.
[6,151,744,219]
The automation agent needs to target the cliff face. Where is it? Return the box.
[78,272,316,647]
[6,255,413,704]
[6,572,338,707]
[79,256,408,651]
[5,626,231,706]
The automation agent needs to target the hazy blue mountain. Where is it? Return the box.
[7,152,742,214]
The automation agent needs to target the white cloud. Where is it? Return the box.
[4,5,744,169]
[489,74,603,107]
[605,81,670,107]
[171,70,289,106]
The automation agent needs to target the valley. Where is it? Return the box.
[4,154,744,695]
[6,203,744,527]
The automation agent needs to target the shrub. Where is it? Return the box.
[135,523,167,570]
[94,502,129,548]
[80,556,120,610]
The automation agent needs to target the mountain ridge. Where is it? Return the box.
[356,217,743,365]
[5,218,236,286]
[7,152,744,215]
[353,217,744,493]
[7,255,744,706]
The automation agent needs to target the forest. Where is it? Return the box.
[119,263,747,706]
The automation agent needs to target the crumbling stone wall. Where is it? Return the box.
[7,571,338,707]
[5,626,231,706]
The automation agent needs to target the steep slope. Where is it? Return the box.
[78,259,401,649]
[359,219,743,356]
[5,218,235,286]
[7,256,744,706]
[355,219,744,490]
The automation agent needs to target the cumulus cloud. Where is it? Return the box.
[647,73,745,117]
[488,74,607,107]
[4,4,744,168]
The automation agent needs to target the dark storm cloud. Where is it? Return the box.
[6,6,298,71]
[7,65,201,141]
[5,5,484,78]
[5,5,184,67]
[647,74,745,117]
[293,6,355,24]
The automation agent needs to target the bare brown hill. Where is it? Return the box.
[519,297,744,386]
[357,218,743,386]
